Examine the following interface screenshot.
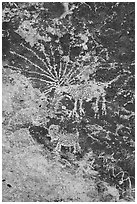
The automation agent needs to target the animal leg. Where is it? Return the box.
[73,142,81,154]
[79,99,85,115]
[55,142,61,152]
[72,99,79,118]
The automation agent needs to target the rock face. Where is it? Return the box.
[2,2,135,201]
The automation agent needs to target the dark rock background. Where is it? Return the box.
[2,2,135,201]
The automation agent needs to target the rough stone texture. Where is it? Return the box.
[3,128,121,202]
[2,2,135,201]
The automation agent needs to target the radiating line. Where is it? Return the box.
[66,69,79,84]
[59,60,73,86]
[42,84,56,91]
[26,71,57,82]
[56,44,64,79]
[10,51,56,82]
[6,64,58,82]
[43,89,54,95]
[20,43,57,80]
[60,62,79,86]
[28,76,57,85]
[4,65,23,72]
[59,59,63,79]
[40,45,58,78]
[60,60,69,84]
[4,65,57,93]
[42,85,57,95]
[68,65,90,84]
[60,45,71,80]
[49,43,59,78]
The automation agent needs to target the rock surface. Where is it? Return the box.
[2,2,135,201]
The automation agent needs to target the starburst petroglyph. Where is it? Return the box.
[6,39,121,119]
[3,10,122,120]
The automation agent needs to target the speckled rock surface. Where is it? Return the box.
[2,2,135,201]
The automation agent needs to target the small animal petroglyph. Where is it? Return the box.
[48,124,81,153]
